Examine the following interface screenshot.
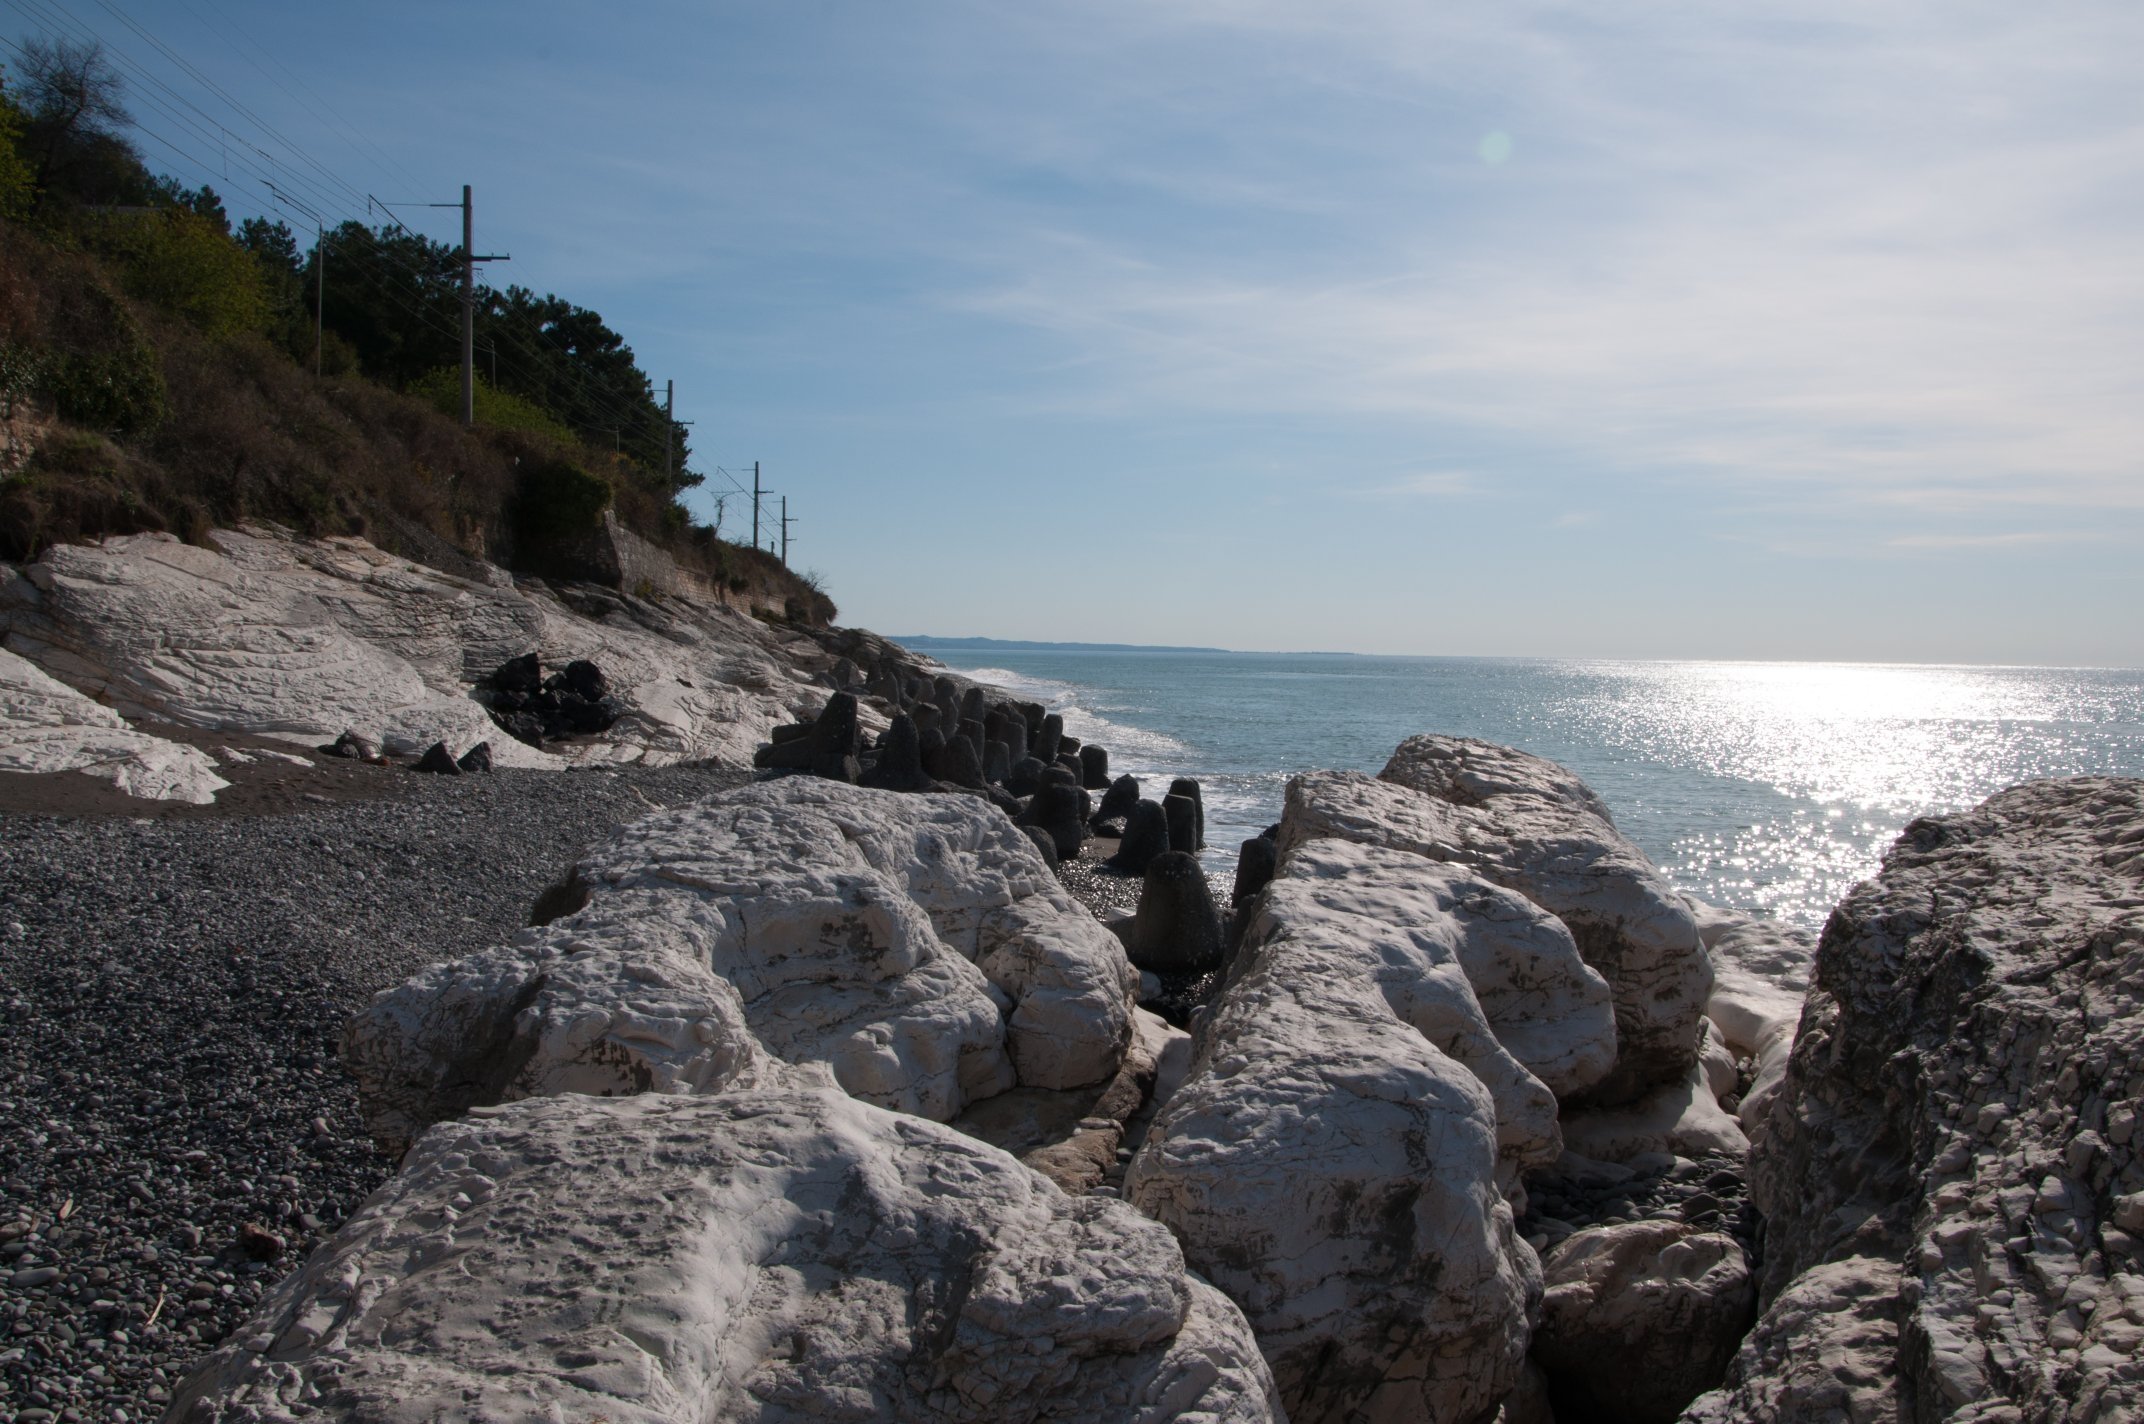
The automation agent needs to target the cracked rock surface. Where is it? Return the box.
[346,778,1138,1154]
[1691,776,2144,1424]
[168,1088,1283,1423]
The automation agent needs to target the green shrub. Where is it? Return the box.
[513,455,611,545]
[80,207,268,339]
[409,366,575,444]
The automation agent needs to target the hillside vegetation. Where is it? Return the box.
[0,43,831,624]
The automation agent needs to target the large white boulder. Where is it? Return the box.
[167,1088,1283,1423]
[1126,837,1549,1424]
[0,643,227,802]
[1284,739,1713,1104]
[347,779,1137,1153]
[0,526,826,768]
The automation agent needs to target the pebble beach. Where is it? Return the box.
[0,761,755,1424]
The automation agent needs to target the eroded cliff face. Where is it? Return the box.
[1690,776,2144,1424]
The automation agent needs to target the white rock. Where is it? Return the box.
[1529,1220,1756,1424]
[1127,837,1547,1424]
[168,1089,1283,1423]
[0,644,227,802]
[1277,774,1619,1099]
[1558,1059,1750,1165]
[347,779,1135,1153]
[0,526,826,769]
[1698,1017,1739,1105]
[1286,745,1712,1104]
[1705,964,1803,1143]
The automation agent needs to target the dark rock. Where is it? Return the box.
[770,722,814,745]
[1091,815,1128,840]
[1079,744,1110,789]
[413,742,462,776]
[1020,824,1061,871]
[1094,774,1141,826]
[1005,756,1048,798]
[561,659,607,702]
[1035,713,1064,766]
[1168,778,1206,850]
[455,742,493,774]
[1060,734,1081,757]
[1019,782,1088,861]
[958,717,988,761]
[859,714,933,792]
[753,693,863,780]
[490,652,541,695]
[910,703,942,737]
[1231,835,1279,906]
[235,1223,285,1262]
[498,712,545,748]
[1107,799,1171,874]
[983,740,1011,785]
[960,686,987,725]
[1163,794,1199,859]
[1128,852,1226,975]
[934,732,986,789]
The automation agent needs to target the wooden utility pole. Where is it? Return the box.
[780,496,793,567]
[458,186,509,426]
[752,461,763,549]
[663,380,674,487]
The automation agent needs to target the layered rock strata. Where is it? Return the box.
[346,778,1137,1155]
[1127,834,1619,1423]
[169,1088,1283,1423]
[1690,777,2144,1424]
[0,644,227,802]
[0,526,834,775]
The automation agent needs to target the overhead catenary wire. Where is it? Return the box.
[3,2,722,489]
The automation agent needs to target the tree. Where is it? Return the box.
[13,37,137,212]
[0,69,34,219]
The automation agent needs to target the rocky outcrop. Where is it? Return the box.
[0,526,833,777]
[1128,834,1618,1423]
[1529,1219,1755,1424]
[169,1088,1283,1423]
[0,643,227,802]
[1280,760,1710,1104]
[346,778,1137,1155]
[1693,777,2144,1424]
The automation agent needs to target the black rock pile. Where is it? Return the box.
[753,672,1194,875]
[474,652,624,747]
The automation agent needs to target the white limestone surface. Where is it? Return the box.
[167,1088,1283,1424]
[0,643,226,802]
[348,779,1137,1153]
[1127,837,1547,1424]
[0,526,827,769]
[1285,750,1712,1104]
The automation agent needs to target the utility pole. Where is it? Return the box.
[663,380,674,488]
[752,461,763,550]
[458,185,509,426]
[780,496,794,568]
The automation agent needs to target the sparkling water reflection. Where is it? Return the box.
[931,653,2144,932]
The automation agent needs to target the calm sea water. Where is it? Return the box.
[924,652,2144,933]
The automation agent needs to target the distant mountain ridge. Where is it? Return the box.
[895,635,1231,654]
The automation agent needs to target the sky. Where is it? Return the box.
[17,1,2144,663]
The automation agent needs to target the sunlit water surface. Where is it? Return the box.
[924,653,2144,933]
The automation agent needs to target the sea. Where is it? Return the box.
[917,650,2144,934]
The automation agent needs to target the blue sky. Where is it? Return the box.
[25,1,2144,662]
